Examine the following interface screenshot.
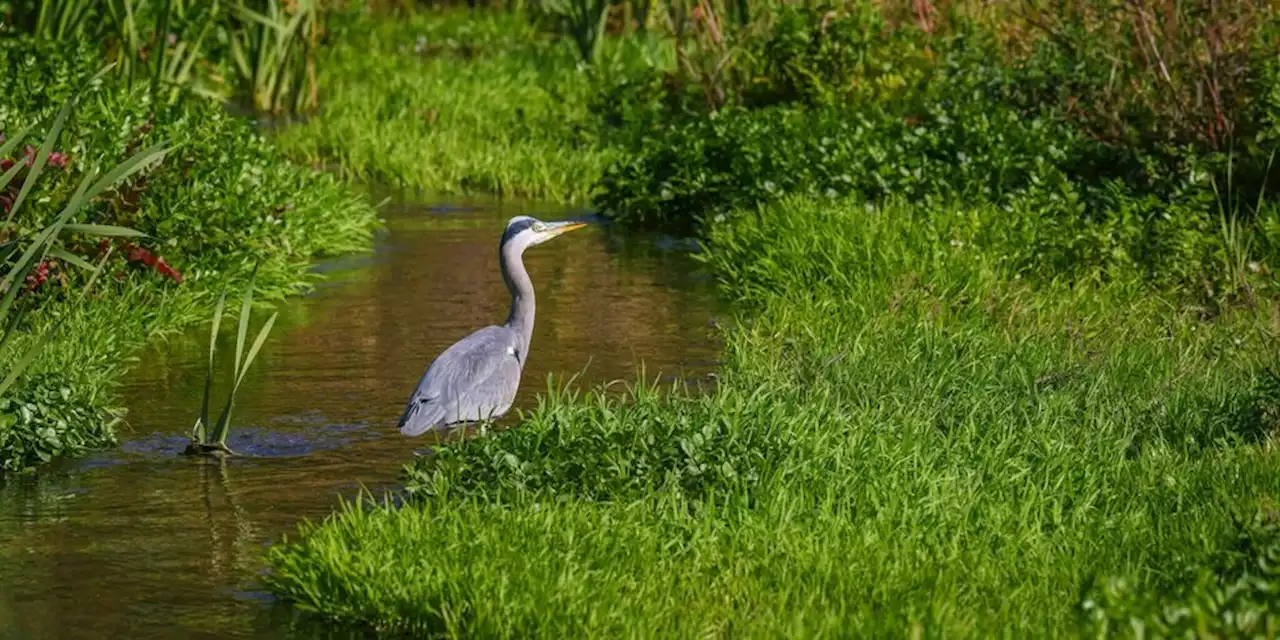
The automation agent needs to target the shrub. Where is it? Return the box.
[0,36,374,296]
[0,372,117,470]
[595,32,1080,233]
[1080,509,1280,637]
[0,35,377,472]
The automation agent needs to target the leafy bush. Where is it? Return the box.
[1080,509,1280,637]
[595,32,1081,232]
[403,382,796,504]
[0,373,117,469]
[593,7,1280,302]
[0,36,374,295]
[0,35,377,472]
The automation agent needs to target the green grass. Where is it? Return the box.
[266,195,1280,636]
[0,36,379,471]
[271,8,624,203]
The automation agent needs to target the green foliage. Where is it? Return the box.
[1080,510,1280,637]
[225,0,322,114]
[530,0,614,65]
[0,372,117,469]
[0,35,377,472]
[272,9,616,202]
[403,381,793,503]
[258,4,1280,634]
[269,195,1280,635]
[0,65,164,473]
[0,36,375,281]
[594,74,1078,232]
[592,10,1280,303]
[0,0,322,114]
[592,25,1080,229]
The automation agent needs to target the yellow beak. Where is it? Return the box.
[547,221,587,237]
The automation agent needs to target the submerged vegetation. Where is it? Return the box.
[264,0,1280,635]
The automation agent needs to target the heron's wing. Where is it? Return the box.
[398,325,523,436]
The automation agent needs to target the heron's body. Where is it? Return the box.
[398,216,585,436]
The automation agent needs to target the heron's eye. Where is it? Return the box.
[532,222,546,232]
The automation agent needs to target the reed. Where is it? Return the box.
[185,266,279,457]
[4,0,320,114]
[532,0,613,64]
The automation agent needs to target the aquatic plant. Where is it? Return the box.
[185,266,278,457]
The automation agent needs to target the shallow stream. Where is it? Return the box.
[0,196,722,639]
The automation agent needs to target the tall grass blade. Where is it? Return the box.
[0,225,57,329]
[233,266,259,377]
[78,139,170,208]
[0,162,24,196]
[0,244,112,400]
[194,290,228,443]
[61,223,148,237]
[3,97,74,229]
[0,124,32,159]
[0,316,58,399]
[235,311,278,390]
[48,247,96,271]
[0,304,28,357]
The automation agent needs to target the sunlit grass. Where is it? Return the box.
[0,41,380,471]
[271,9,620,203]
[266,196,1280,635]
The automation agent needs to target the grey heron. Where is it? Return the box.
[397,215,587,436]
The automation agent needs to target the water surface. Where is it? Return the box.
[0,196,722,639]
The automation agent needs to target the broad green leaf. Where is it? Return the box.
[0,123,32,159]
[62,223,148,238]
[4,92,76,227]
[234,311,278,389]
[48,248,95,272]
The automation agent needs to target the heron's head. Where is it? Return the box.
[500,216,587,252]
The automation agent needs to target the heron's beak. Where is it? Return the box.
[545,221,587,238]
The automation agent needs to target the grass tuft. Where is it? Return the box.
[267,196,1280,635]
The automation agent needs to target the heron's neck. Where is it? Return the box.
[500,242,534,361]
